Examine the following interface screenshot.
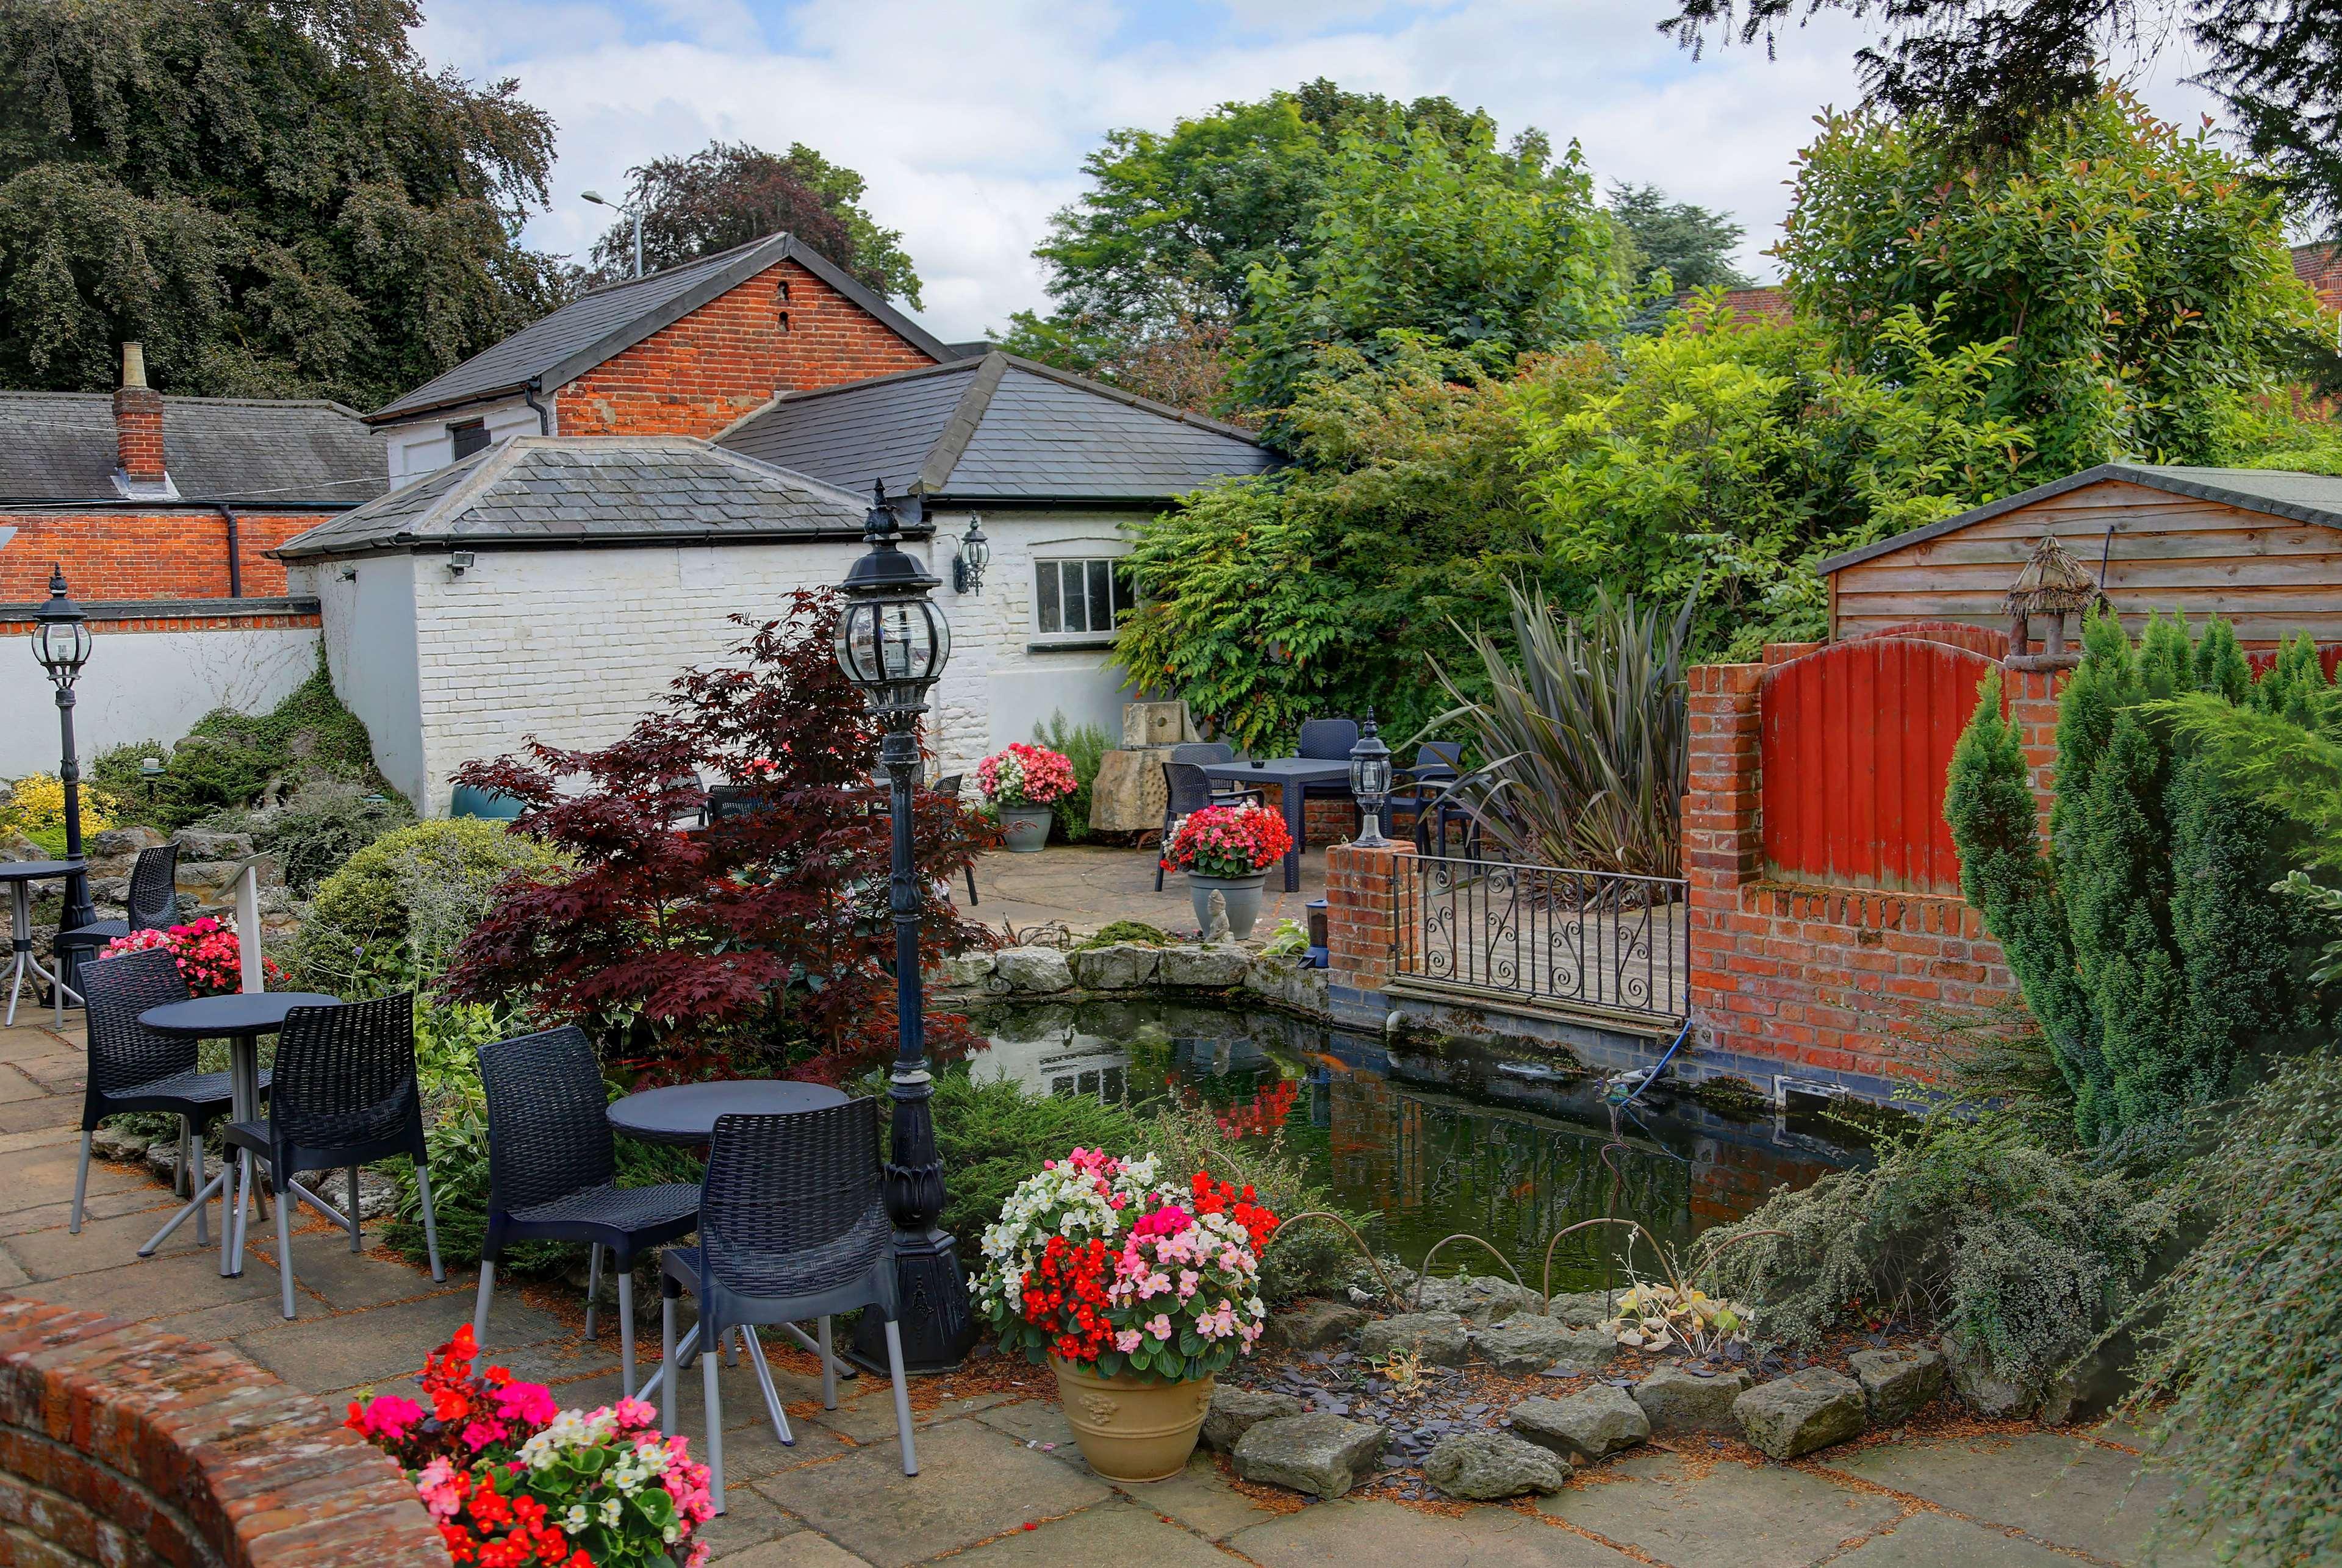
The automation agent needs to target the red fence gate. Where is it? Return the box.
[1759,636,2002,895]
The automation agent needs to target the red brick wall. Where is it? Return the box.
[0,1297,445,1566]
[1683,659,2064,1084]
[112,387,165,482]
[1326,841,1409,990]
[1,512,328,601]
[555,259,936,438]
[1248,784,1359,850]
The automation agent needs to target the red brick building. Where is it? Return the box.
[367,232,953,482]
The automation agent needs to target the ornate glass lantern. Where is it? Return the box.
[30,566,91,688]
[1350,707,1393,848]
[952,516,990,595]
[835,482,950,719]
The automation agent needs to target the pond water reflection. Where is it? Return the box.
[965,997,1865,1292]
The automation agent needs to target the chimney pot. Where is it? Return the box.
[113,342,166,487]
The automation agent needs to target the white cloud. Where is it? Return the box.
[415,0,2249,342]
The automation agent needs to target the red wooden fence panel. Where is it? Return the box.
[1759,636,2003,895]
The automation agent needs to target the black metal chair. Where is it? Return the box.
[1171,743,1267,808]
[928,773,979,905]
[1155,761,1266,890]
[472,1025,699,1391]
[659,1101,916,1513]
[73,948,265,1253]
[225,992,442,1319]
[55,843,179,978]
[1296,717,1363,839]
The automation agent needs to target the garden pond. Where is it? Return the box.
[964,997,1868,1294]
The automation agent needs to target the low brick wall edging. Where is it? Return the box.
[0,1296,448,1567]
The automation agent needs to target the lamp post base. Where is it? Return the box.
[847,1227,977,1375]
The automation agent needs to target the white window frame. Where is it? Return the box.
[1030,556,1133,645]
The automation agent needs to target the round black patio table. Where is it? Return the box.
[606,1079,848,1145]
[139,990,342,1276]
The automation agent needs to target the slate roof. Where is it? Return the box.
[274,435,882,558]
[369,233,949,424]
[1818,462,2342,576]
[713,351,1276,504]
[0,390,385,505]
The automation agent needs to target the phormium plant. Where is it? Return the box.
[444,592,996,1081]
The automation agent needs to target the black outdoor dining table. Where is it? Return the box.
[140,990,342,1275]
[1198,757,1352,892]
[606,1079,849,1145]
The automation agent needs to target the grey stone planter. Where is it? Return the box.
[997,806,1052,852]
[1188,872,1267,939]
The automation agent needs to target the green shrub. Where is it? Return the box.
[1075,920,1173,949]
[2123,1048,2342,1564]
[204,780,414,895]
[289,818,566,994]
[1032,711,1110,844]
[1701,1113,2176,1399]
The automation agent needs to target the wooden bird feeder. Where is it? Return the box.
[2005,534,2109,670]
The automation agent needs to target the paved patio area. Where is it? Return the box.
[0,1012,2221,1567]
[967,843,1329,939]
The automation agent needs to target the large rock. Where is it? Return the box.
[1941,1333,2031,1419]
[1,831,45,862]
[1548,1289,1625,1329]
[1511,1386,1649,1462]
[1199,1387,1304,1453]
[1358,1312,1470,1367]
[1265,1298,1366,1351]
[1413,1273,1539,1323]
[1630,1365,1751,1435]
[1850,1346,1945,1426]
[992,946,1074,993]
[1088,748,1172,832]
[85,825,167,872]
[1231,1412,1388,1498]
[1540,1325,1620,1375]
[171,828,254,861]
[1068,943,1160,990]
[1156,943,1249,989]
[1471,1314,1584,1374]
[935,952,996,990]
[1422,1432,1568,1499]
[1734,1368,1867,1459]
[91,1125,153,1164]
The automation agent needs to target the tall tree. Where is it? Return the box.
[1779,87,2322,475]
[0,0,567,407]
[1662,0,2342,232]
[587,140,920,306]
[1607,181,1751,294]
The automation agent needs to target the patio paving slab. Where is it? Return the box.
[1816,1433,2214,1567]
[751,1417,1110,1568]
[1106,1452,1292,1541]
[722,1531,867,1567]
[231,1289,562,1390]
[1826,1509,2086,1567]
[971,843,1328,938]
[1,1203,215,1280]
[1229,1496,1637,1567]
[946,1499,1232,1566]
[1531,1451,1903,1568]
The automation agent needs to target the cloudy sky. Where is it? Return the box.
[416,0,2232,343]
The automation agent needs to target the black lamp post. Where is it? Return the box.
[1349,707,1394,848]
[835,482,975,1373]
[30,567,98,975]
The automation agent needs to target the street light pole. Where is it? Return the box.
[581,189,644,277]
[30,568,97,975]
[834,482,974,1373]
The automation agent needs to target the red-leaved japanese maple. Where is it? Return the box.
[443,591,996,1081]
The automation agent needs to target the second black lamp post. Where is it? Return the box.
[833,482,975,1372]
[30,568,98,983]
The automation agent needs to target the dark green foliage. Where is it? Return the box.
[2189,617,2253,705]
[924,1071,1154,1263]
[2123,1048,2342,1564]
[91,659,390,830]
[289,818,566,996]
[0,0,567,406]
[586,140,919,305]
[1031,712,1110,845]
[1701,1113,2174,1396]
[211,781,413,896]
[1607,181,1750,331]
[1947,612,2337,1143]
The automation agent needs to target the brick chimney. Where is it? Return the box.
[112,342,170,495]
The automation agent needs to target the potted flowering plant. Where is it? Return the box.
[347,1324,716,1566]
[975,742,1078,853]
[972,1148,1277,1482]
[1159,804,1293,939]
[101,917,284,995]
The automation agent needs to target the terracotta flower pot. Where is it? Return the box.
[1051,1357,1215,1483]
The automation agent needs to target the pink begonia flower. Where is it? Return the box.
[1148,1314,1174,1341]
[1177,1269,1200,1299]
[354,1394,425,1441]
[459,1419,506,1452]
[495,1380,556,1427]
[1115,1330,1143,1354]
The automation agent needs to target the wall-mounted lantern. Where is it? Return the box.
[952,516,990,595]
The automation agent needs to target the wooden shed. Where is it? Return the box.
[1819,464,2342,647]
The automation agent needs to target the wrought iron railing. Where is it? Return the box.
[1393,854,1690,1023]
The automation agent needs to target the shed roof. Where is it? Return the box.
[368,233,948,424]
[0,390,385,506]
[1817,463,2342,576]
[275,435,881,559]
[713,351,1277,504]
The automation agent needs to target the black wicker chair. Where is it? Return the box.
[54,843,179,980]
[73,948,268,1254]
[1155,761,1266,891]
[472,1026,699,1391]
[1296,717,1363,837]
[659,1101,916,1511]
[224,992,442,1319]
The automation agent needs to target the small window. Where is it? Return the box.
[449,420,490,460]
[1033,558,1132,640]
